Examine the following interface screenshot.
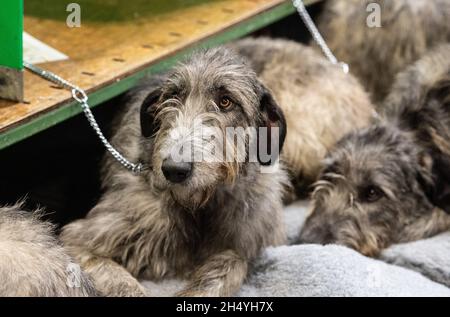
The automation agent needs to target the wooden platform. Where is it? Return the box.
[0,0,315,150]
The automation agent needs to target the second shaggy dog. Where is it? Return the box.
[299,44,450,257]
[317,0,450,102]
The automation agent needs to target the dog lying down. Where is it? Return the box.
[59,38,374,297]
[300,44,450,257]
[0,203,96,296]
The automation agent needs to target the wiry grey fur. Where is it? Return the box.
[317,0,450,102]
[299,44,450,257]
[60,46,289,297]
[0,203,97,296]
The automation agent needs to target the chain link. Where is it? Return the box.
[292,0,349,74]
[23,62,147,175]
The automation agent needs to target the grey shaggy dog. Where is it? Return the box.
[0,203,96,296]
[60,46,289,297]
[317,0,450,102]
[230,38,375,194]
[299,44,450,257]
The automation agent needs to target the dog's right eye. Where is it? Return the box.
[360,185,384,203]
[218,96,235,111]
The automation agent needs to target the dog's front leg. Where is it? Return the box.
[176,250,248,297]
[74,250,148,297]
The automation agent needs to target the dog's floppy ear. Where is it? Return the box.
[416,151,438,204]
[422,73,450,213]
[416,150,450,214]
[257,85,287,165]
[431,154,450,214]
[140,87,162,137]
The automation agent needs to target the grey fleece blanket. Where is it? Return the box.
[141,201,450,296]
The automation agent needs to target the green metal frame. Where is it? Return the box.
[0,1,306,150]
[0,0,24,101]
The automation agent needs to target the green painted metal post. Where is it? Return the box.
[0,0,23,101]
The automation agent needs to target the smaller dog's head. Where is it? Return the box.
[138,47,286,209]
[299,124,447,257]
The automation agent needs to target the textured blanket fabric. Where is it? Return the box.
[239,245,450,297]
[381,232,450,288]
[141,201,450,296]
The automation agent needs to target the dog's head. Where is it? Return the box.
[138,47,286,209]
[299,124,447,257]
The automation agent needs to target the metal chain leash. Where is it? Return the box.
[292,0,349,74]
[23,62,147,174]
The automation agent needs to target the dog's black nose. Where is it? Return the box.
[161,158,192,183]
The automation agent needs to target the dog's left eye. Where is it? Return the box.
[219,96,234,110]
[361,186,384,203]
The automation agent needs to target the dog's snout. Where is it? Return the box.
[161,158,193,183]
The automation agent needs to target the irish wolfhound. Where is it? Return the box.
[316,0,450,102]
[230,37,375,194]
[0,203,96,296]
[299,44,450,257]
[60,47,289,297]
